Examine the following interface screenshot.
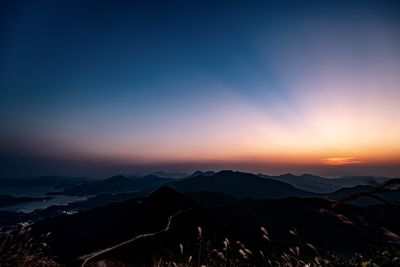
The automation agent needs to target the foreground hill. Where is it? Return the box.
[187,191,400,253]
[29,187,400,266]
[31,187,238,266]
[327,184,400,206]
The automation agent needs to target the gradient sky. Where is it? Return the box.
[1,0,400,177]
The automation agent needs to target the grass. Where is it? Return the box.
[148,225,400,267]
[0,224,60,267]
[2,218,400,267]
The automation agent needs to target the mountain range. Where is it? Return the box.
[260,173,388,193]
[28,187,400,266]
[41,171,396,206]
[1,170,400,266]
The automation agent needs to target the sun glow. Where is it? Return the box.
[321,157,362,166]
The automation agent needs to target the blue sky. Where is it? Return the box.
[1,0,400,177]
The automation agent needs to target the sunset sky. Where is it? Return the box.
[1,0,400,177]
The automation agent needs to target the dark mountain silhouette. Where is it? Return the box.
[31,187,240,266]
[148,171,188,178]
[259,173,389,193]
[37,171,392,203]
[189,170,216,177]
[186,190,400,253]
[259,173,340,193]
[327,185,400,206]
[2,174,397,232]
[29,187,400,266]
[166,170,316,198]
[333,176,389,188]
[330,185,377,198]
[48,171,318,199]
[55,175,173,196]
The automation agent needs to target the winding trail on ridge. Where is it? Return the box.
[79,207,193,267]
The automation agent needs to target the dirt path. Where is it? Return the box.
[79,208,192,267]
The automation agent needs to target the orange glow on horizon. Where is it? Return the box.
[321,157,362,166]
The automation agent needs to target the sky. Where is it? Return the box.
[1,0,400,178]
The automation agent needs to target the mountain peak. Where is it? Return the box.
[218,170,236,174]
[190,170,215,177]
[281,173,296,177]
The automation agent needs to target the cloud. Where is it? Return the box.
[321,157,362,166]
